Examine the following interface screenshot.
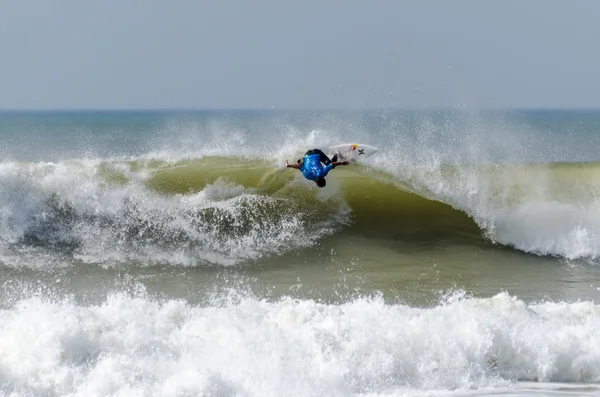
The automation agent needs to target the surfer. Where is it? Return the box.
[285,149,349,188]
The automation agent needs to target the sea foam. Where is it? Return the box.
[0,292,598,396]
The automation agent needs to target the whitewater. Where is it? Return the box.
[1,109,600,396]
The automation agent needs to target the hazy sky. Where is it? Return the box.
[1,1,599,109]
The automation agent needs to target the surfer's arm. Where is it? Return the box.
[285,160,302,169]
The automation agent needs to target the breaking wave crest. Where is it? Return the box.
[2,155,600,268]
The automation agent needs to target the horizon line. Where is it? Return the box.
[2,107,600,112]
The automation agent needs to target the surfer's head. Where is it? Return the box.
[316,177,326,188]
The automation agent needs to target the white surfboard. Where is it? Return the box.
[327,143,378,162]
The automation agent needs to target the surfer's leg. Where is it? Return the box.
[313,149,332,165]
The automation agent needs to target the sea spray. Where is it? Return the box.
[0,161,350,268]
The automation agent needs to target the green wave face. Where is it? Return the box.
[147,158,600,255]
[99,157,600,248]
[101,157,486,245]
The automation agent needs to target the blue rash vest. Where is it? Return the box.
[300,154,333,181]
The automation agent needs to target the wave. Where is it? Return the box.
[1,291,599,396]
[0,158,348,268]
[1,156,600,267]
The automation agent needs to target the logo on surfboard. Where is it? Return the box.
[350,144,365,155]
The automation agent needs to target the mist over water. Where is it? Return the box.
[1,110,600,396]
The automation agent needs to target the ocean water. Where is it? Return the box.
[0,109,600,396]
